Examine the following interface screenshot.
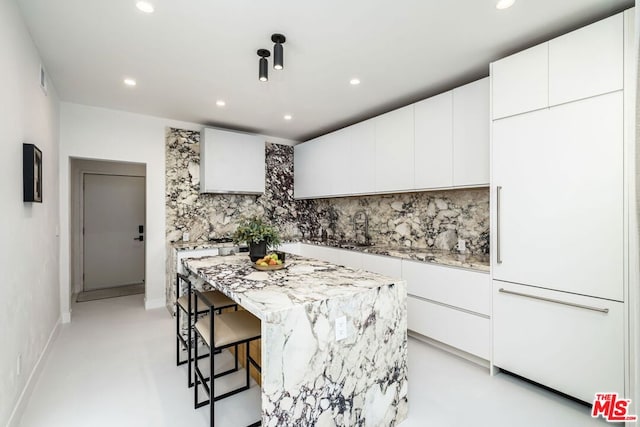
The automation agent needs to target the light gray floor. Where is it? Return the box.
[19,294,605,427]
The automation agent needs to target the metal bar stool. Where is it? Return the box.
[176,273,238,387]
[193,289,262,427]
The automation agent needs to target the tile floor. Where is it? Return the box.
[18,294,606,427]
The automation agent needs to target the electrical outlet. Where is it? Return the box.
[335,316,347,341]
[182,232,190,242]
[17,354,21,376]
[458,239,466,253]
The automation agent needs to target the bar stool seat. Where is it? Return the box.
[178,291,235,314]
[195,310,261,348]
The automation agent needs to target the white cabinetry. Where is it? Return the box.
[493,282,624,403]
[294,138,323,198]
[549,14,623,106]
[408,296,490,360]
[453,78,490,186]
[490,10,630,402]
[347,120,376,195]
[294,78,489,198]
[402,260,491,359]
[200,128,265,194]
[414,92,453,189]
[361,254,402,279]
[403,260,490,315]
[491,44,548,119]
[374,106,415,193]
[492,92,623,301]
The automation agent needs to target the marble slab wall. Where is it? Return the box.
[166,128,302,243]
[166,128,489,256]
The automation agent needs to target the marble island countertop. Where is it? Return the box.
[182,252,408,426]
[297,239,490,272]
[183,253,402,320]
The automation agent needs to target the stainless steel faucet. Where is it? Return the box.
[353,210,370,245]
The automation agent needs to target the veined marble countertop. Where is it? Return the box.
[182,253,401,320]
[169,240,237,251]
[297,239,490,272]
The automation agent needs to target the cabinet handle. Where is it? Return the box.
[496,186,502,264]
[498,288,609,314]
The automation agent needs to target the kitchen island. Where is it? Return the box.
[183,253,408,426]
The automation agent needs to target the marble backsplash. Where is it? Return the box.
[166,127,489,255]
[305,189,489,254]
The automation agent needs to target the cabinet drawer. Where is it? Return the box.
[402,260,490,315]
[408,296,489,359]
[361,253,402,279]
[493,281,624,403]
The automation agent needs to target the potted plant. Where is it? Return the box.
[232,216,282,262]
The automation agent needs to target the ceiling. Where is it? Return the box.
[17,0,633,141]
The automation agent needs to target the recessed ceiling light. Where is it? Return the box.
[496,0,515,10]
[350,78,361,85]
[123,78,137,87]
[136,1,154,13]
[216,100,226,107]
[284,114,292,121]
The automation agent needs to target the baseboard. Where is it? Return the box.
[61,310,71,324]
[408,330,490,369]
[144,297,165,310]
[6,317,61,427]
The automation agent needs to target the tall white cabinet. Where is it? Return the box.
[490,9,633,403]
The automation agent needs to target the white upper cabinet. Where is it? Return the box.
[549,14,623,106]
[294,137,321,198]
[348,120,376,195]
[200,128,265,194]
[375,105,415,193]
[321,129,351,196]
[491,43,549,120]
[452,78,490,186]
[414,92,453,189]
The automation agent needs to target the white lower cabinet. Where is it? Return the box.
[277,242,301,256]
[408,296,490,360]
[402,259,491,359]
[361,253,402,278]
[402,260,490,315]
[493,281,625,403]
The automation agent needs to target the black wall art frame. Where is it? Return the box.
[23,143,42,203]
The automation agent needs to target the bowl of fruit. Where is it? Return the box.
[252,253,285,271]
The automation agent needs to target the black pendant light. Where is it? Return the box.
[271,34,286,70]
[257,49,270,82]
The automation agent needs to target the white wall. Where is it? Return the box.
[59,103,202,315]
[0,0,61,425]
[70,159,146,295]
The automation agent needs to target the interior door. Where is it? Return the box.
[83,174,145,291]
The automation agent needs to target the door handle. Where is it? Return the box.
[134,235,144,242]
[496,186,502,264]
